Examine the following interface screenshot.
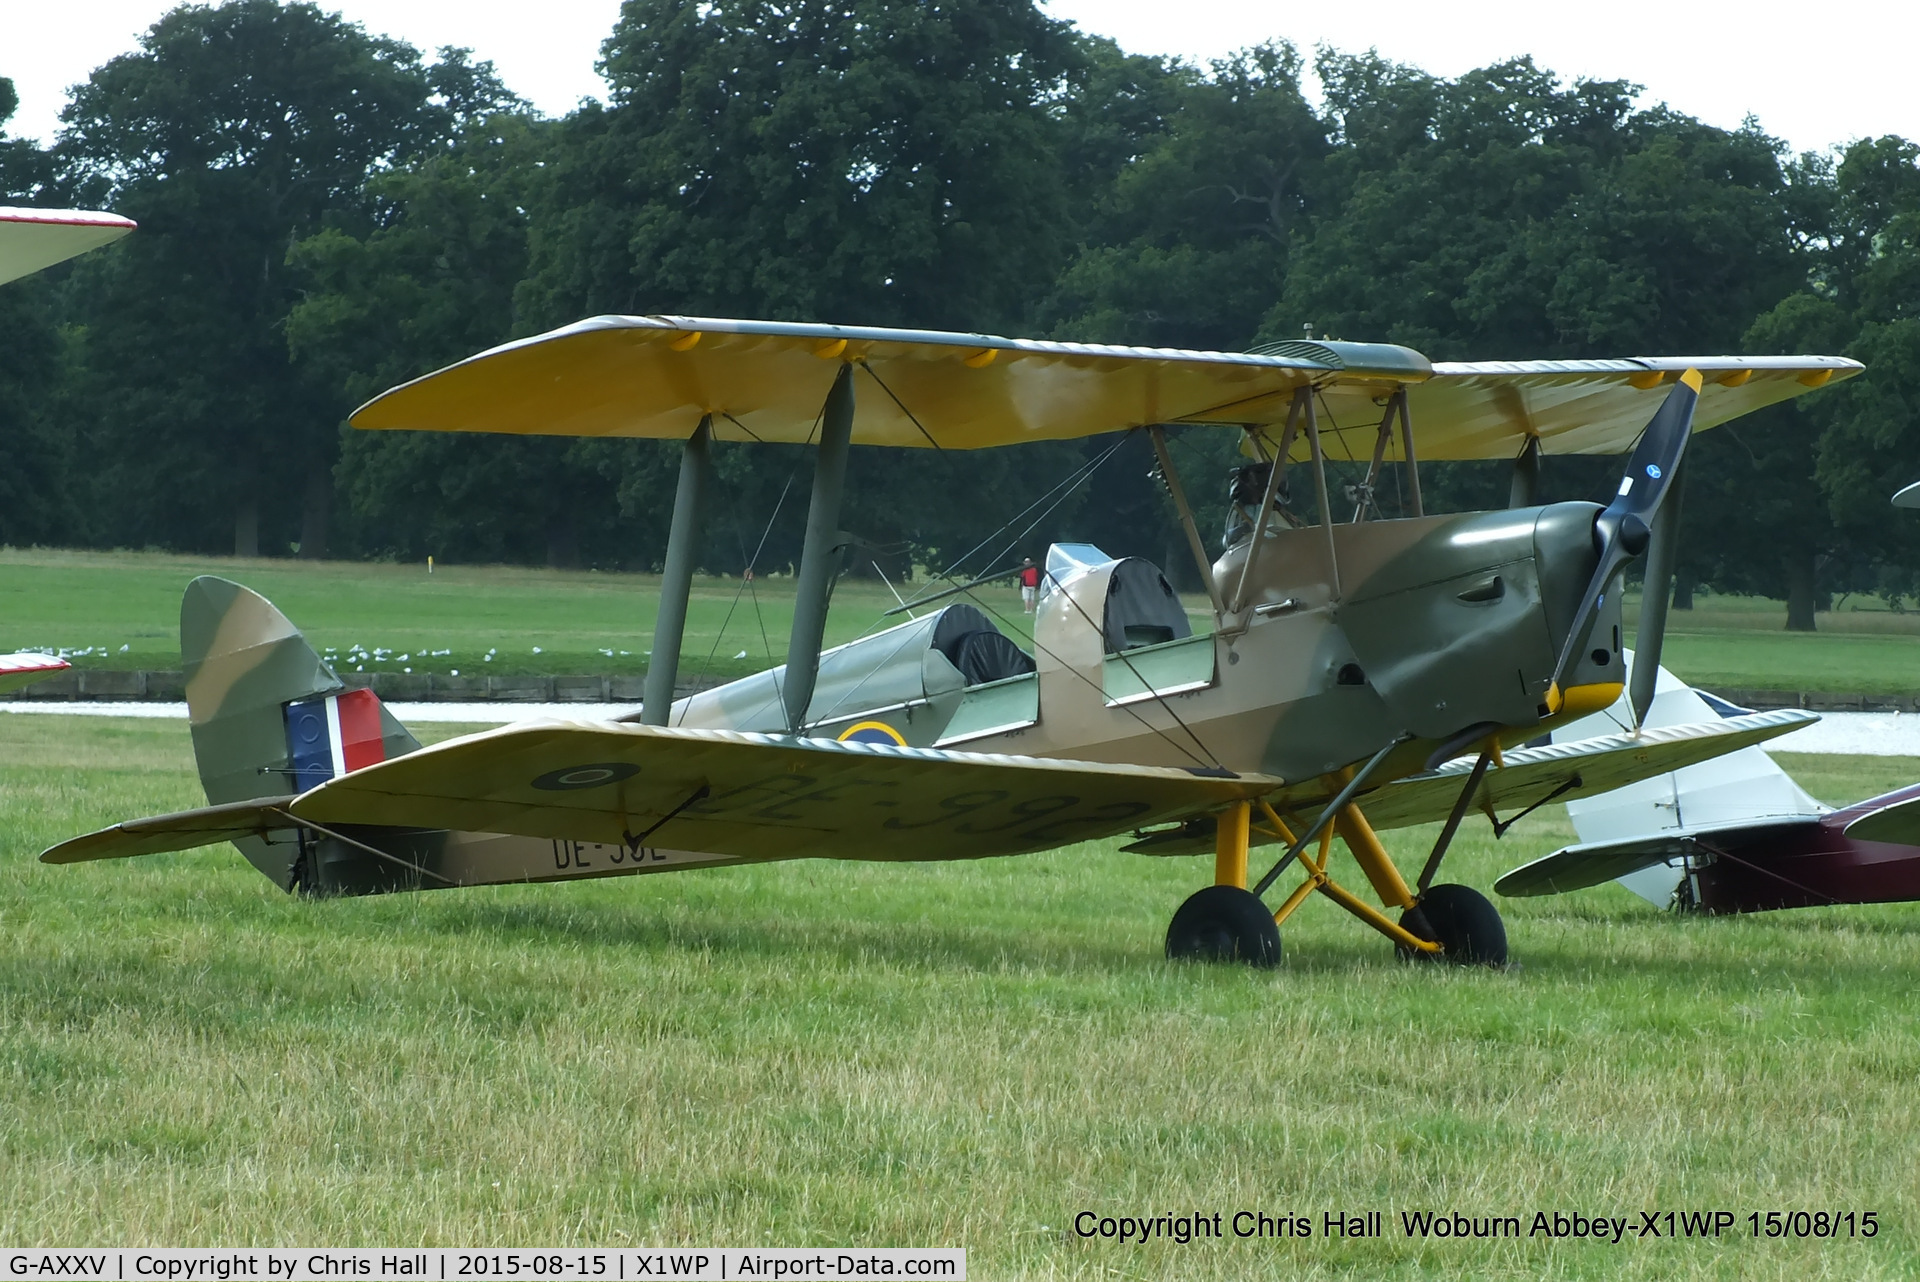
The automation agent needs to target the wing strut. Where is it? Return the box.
[1303,388,1341,598]
[1508,435,1542,509]
[1351,399,1397,522]
[1147,426,1227,623]
[644,416,714,725]
[1228,388,1306,614]
[1394,387,1423,517]
[783,363,856,732]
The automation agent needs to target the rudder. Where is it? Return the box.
[181,575,420,888]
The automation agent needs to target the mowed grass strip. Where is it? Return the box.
[0,547,1028,685]
[1625,598,1920,695]
[3,718,1917,1277]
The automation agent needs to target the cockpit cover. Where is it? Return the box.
[1043,544,1192,654]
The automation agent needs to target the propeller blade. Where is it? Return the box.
[1629,461,1685,725]
[1549,370,1702,700]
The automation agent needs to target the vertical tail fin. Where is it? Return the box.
[181,576,419,888]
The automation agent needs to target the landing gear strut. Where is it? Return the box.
[1162,780,1510,968]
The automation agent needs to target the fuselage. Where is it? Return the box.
[770,503,1633,799]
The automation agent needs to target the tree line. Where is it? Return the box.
[2,0,1918,629]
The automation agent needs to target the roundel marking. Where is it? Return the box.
[1645,463,1663,480]
[532,762,641,791]
[837,720,907,747]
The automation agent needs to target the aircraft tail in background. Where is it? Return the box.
[1498,650,1829,908]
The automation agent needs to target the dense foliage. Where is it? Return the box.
[3,0,1918,626]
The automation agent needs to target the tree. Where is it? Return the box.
[57,1,510,557]
[8,8,1904,609]
[510,0,1108,578]
[521,0,1086,332]
[0,78,73,545]
[1042,42,1324,352]
[1794,139,1920,607]
[0,76,59,203]
[283,108,593,565]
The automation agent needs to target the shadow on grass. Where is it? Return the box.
[17,846,1920,1039]
[393,891,1153,977]
[342,882,1920,998]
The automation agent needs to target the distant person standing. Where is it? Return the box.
[1018,557,1041,612]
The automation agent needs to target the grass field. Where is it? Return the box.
[0,547,1014,689]
[3,713,1917,1276]
[1626,594,1920,695]
[8,546,1920,696]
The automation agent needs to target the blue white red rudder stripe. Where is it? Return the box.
[285,689,388,792]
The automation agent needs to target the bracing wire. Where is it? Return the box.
[951,578,1219,771]
[676,472,796,726]
[720,411,766,443]
[858,361,943,451]
[822,434,1136,722]
[1030,569,1222,769]
[889,433,1133,616]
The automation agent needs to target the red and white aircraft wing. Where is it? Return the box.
[0,651,69,695]
[0,206,136,286]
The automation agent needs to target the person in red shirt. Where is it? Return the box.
[1018,557,1041,612]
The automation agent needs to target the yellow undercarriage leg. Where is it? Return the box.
[1335,805,1417,910]
[1268,825,1331,926]
[1214,801,1250,890]
[1262,798,1440,953]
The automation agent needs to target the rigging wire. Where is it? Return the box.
[888,433,1131,615]
[1313,387,1364,524]
[739,531,780,674]
[858,361,944,451]
[950,576,1219,771]
[1040,570,1223,768]
[822,434,1134,723]
[720,410,766,444]
[677,423,1222,768]
[676,472,796,727]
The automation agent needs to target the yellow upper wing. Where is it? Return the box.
[348,314,1861,459]
[289,719,1279,861]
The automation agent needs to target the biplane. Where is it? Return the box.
[0,205,135,691]
[43,315,1859,967]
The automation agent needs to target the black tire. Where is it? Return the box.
[1165,885,1281,968]
[1397,883,1508,967]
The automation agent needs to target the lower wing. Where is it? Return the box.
[1493,817,1825,898]
[1124,710,1816,854]
[45,721,1278,867]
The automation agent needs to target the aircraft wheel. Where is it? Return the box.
[1165,885,1281,968]
[1397,883,1508,967]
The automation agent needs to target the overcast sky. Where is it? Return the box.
[4,0,1913,158]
